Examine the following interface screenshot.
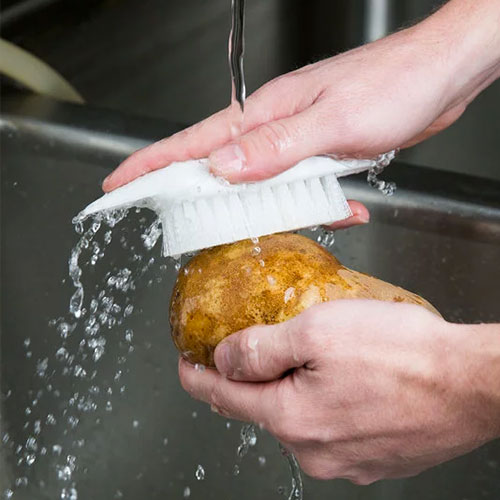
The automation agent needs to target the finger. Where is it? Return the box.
[208,104,333,183]
[102,107,236,191]
[102,75,316,192]
[178,358,277,425]
[324,200,370,230]
[213,318,312,382]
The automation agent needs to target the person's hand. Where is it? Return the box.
[103,0,500,192]
[179,300,500,484]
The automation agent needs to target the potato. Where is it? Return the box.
[170,233,440,366]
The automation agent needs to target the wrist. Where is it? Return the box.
[412,0,500,109]
[449,322,500,442]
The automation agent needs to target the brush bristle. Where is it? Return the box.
[161,173,350,256]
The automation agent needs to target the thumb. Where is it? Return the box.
[209,106,328,183]
[214,319,311,382]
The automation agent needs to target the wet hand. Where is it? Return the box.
[179,300,500,484]
[103,0,499,191]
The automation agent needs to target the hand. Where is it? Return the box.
[179,300,500,484]
[103,0,500,191]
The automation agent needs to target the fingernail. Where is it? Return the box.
[358,213,370,224]
[215,343,233,377]
[209,144,246,177]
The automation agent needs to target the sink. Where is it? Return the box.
[1,94,499,499]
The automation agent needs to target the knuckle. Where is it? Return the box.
[255,122,291,155]
[208,387,231,419]
[296,307,325,347]
[254,74,291,100]
[237,330,262,377]
[208,386,224,410]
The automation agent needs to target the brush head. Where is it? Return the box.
[79,156,377,256]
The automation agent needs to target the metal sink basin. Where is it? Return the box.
[1,94,499,499]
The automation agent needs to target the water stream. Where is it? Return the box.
[229,0,246,114]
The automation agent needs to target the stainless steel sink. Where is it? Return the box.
[1,94,499,499]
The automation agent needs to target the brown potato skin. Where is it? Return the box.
[170,233,440,366]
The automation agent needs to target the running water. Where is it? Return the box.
[229,0,246,113]
[228,4,305,495]
[228,0,246,138]
[279,444,303,500]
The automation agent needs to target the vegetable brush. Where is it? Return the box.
[79,156,381,256]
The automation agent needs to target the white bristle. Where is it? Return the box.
[80,156,380,257]
[160,172,351,255]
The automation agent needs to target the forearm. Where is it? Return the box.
[414,0,500,107]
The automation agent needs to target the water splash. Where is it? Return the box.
[3,208,177,499]
[236,424,257,458]
[142,218,162,251]
[279,444,303,500]
[367,150,397,196]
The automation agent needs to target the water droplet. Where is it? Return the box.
[67,416,79,428]
[3,489,13,499]
[258,456,266,466]
[183,486,191,498]
[105,401,113,412]
[142,218,162,250]
[60,487,78,499]
[92,345,105,362]
[316,229,335,248]
[52,444,62,456]
[251,246,261,256]
[69,286,84,319]
[74,221,84,234]
[195,464,205,480]
[284,287,295,304]
[15,477,28,487]
[192,411,198,419]
[266,275,276,286]
[232,464,240,476]
[125,329,133,343]
[74,365,86,378]
[104,230,112,245]
[162,437,168,446]
[23,338,31,348]
[132,420,139,428]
